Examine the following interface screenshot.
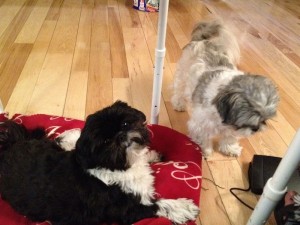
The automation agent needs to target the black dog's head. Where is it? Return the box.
[75,101,149,171]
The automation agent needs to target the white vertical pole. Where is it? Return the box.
[247,129,300,225]
[150,0,169,124]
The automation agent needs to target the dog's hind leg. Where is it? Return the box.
[55,129,81,151]
[187,119,213,156]
[171,48,193,112]
[171,68,188,112]
[191,132,213,157]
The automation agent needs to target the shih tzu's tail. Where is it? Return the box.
[0,121,46,153]
[191,19,240,65]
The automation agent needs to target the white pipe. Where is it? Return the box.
[150,0,169,124]
[247,129,300,225]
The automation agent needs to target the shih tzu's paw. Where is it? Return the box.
[146,150,161,163]
[219,141,242,157]
[55,129,81,151]
[156,198,199,224]
[201,147,213,158]
[171,96,186,112]
[190,137,213,158]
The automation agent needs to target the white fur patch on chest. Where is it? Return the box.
[88,148,156,205]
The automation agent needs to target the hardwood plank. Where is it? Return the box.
[112,78,133,105]
[247,128,288,157]
[238,139,257,175]
[249,0,300,36]
[180,0,212,23]
[86,39,112,115]
[15,0,53,43]
[107,0,117,8]
[122,27,153,116]
[169,1,202,37]
[63,0,93,120]
[167,16,189,49]
[270,111,296,146]
[208,159,257,225]
[199,161,231,225]
[45,0,64,21]
[0,43,33,106]
[117,0,141,28]
[224,0,300,57]
[5,20,56,115]
[86,0,112,116]
[137,12,156,61]
[272,0,300,18]
[267,32,300,68]
[0,0,37,65]
[108,7,129,78]
[0,0,27,38]
[277,90,300,131]
[26,0,82,115]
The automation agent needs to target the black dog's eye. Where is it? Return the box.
[121,122,129,129]
[104,139,110,144]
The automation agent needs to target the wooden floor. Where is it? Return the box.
[1,0,300,224]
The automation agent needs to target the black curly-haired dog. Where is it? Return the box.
[0,101,199,225]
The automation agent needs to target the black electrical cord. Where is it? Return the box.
[229,185,254,210]
[202,177,254,210]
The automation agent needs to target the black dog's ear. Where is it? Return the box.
[111,100,129,108]
[74,112,105,169]
[75,131,96,169]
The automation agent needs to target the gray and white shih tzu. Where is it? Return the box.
[171,20,279,157]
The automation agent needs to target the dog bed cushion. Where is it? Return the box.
[0,113,202,225]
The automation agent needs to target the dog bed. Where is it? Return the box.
[0,112,202,225]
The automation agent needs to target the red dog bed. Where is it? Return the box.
[0,113,202,225]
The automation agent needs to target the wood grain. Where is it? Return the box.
[63,0,93,120]
[5,20,56,115]
[0,0,37,65]
[15,0,53,43]
[108,7,129,78]
[0,43,33,106]
[26,0,81,115]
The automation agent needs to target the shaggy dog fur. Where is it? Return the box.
[171,20,279,157]
[0,101,199,225]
